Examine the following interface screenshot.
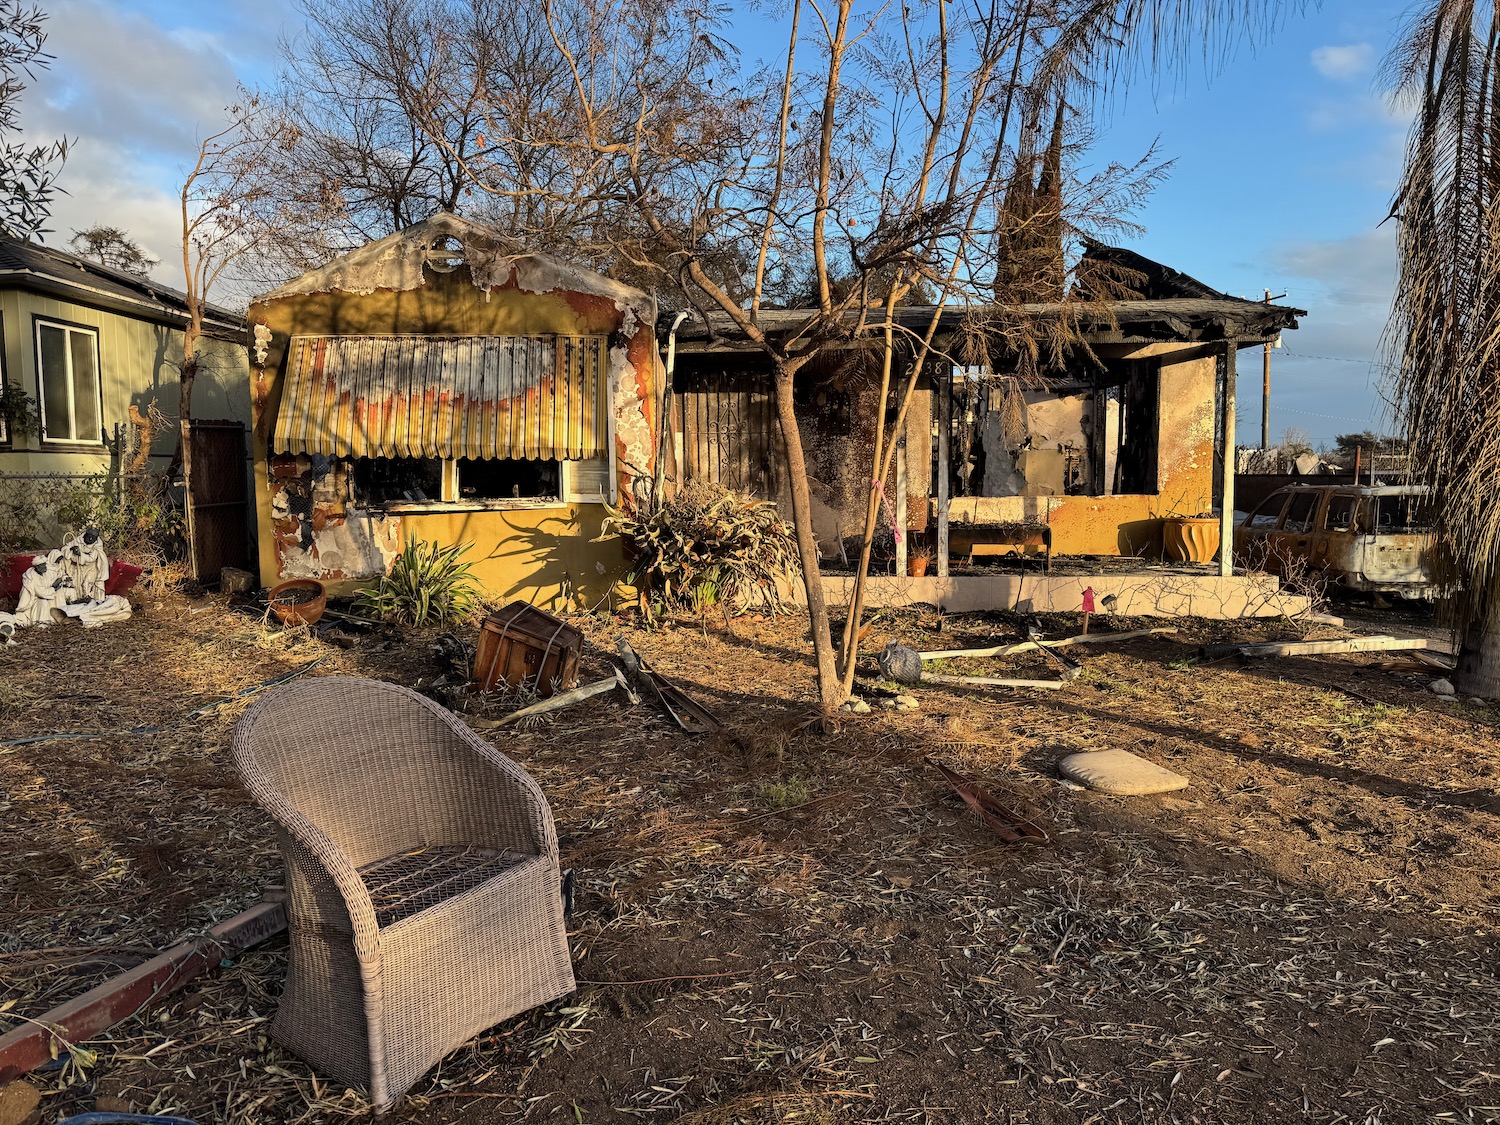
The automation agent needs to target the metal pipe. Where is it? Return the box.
[654,310,691,501]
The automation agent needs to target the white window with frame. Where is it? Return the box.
[35,319,103,445]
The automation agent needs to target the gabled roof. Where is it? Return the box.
[0,237,245,337]
[254,212,656,328]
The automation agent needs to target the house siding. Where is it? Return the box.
[0,289,250,474]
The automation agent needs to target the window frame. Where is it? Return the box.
[1243,491,1290,530]
[1281,490,1321,534]
[1322,493,1363,533]
[367,457,606,513]
[33,315,104,448]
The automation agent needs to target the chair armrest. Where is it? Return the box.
[252,785,383,955]
[439,712,561,866]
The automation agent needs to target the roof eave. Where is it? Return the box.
[0,269,245,334]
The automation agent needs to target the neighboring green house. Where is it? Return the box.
[0,236,248,472]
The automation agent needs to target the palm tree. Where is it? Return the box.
[1383,1,1500,695]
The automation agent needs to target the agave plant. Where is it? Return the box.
[355,537,481,626]
[600,482,798,618]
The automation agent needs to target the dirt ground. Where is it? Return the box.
[2,589,1498,1124]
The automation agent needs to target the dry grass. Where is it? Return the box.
[1,594,1498,1123]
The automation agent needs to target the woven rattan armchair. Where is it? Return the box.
[231,675,575,1113]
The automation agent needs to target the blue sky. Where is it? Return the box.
[23,0,1412,447]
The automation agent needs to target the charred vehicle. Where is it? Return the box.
[1234,484,1448,598]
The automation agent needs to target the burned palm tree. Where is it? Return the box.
[1384,1,1500,695]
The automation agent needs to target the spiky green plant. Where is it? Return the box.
[355,537,480,626]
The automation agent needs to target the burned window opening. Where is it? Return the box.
[353,458,444,505]
[944,360,1158,500]
[458,457,561,501]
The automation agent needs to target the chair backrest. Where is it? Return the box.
[232,675,495,867]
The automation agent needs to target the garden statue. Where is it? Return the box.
[3,531,133,637]
[63,527,109,601]
[14,552,74,626]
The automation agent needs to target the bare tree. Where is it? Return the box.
[407,0,1293,716]
[68,225,157,276]
[1383,1,1500,696]
[178,93,312,421]
[0,0,66,241]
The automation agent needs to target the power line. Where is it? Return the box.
[1277,349,1389,366]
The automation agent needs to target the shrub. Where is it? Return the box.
[355,537,481,626]
[601,482,799,617]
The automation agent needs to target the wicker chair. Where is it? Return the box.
[231,675,575,1113]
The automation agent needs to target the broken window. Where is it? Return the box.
[1245,494,1288,529]
[1373,494,1434,533]
[944,359,1159,501]
[1324,494,1362,533]
[458,457,560,500]
[353,458,444,505]
[1282,491,1320,533]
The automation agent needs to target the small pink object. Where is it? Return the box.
[1081,586,1096,614]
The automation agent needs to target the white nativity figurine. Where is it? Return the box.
[63,527,110,601]
[57,529,131,628]
[14,552,73,627]
[4,531,133,636]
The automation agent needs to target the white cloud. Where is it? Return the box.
[10,0,292,288]
[1311,43,1376,82]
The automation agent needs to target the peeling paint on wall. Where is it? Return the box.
[246,214,662,603]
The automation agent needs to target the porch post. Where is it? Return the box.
[1219,340,1238,578]
[937,364,951,578]
[895,437,908,576]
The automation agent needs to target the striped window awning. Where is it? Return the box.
[272,334,608,460]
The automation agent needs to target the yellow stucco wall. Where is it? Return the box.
[0,288,249,473]
[247,258,659,608]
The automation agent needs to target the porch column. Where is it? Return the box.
[1219,340,1238,577]
[937,365,951,577]
[895,438,908,576]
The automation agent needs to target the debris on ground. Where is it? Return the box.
[927,757,1048,844]
[1430,677,1457,696]
[1200,634,1453,662]
[487,669,634,727]
[2,596,1497,1122]
[616,636,721,733]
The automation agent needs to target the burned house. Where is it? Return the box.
[667,246,1305,615]
[246,214,659,606]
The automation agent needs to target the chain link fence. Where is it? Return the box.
[0,467,185,563]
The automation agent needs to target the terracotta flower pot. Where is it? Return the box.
[908,555,932,577]
[268,578,328,626]
[1162,516,1219,564]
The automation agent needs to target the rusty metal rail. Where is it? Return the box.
[0,899,287,1084]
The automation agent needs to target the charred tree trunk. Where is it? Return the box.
[772,365,845,716]
[1455,593,1500,698]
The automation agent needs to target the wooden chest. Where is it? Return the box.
[471,601,582,697]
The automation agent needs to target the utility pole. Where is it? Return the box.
[1261,288,1272,451]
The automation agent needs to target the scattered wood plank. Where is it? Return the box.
[1199,635,1451,660]
[919,626,1176,661]
[486,670,630,727]
[921,672,1066,690]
